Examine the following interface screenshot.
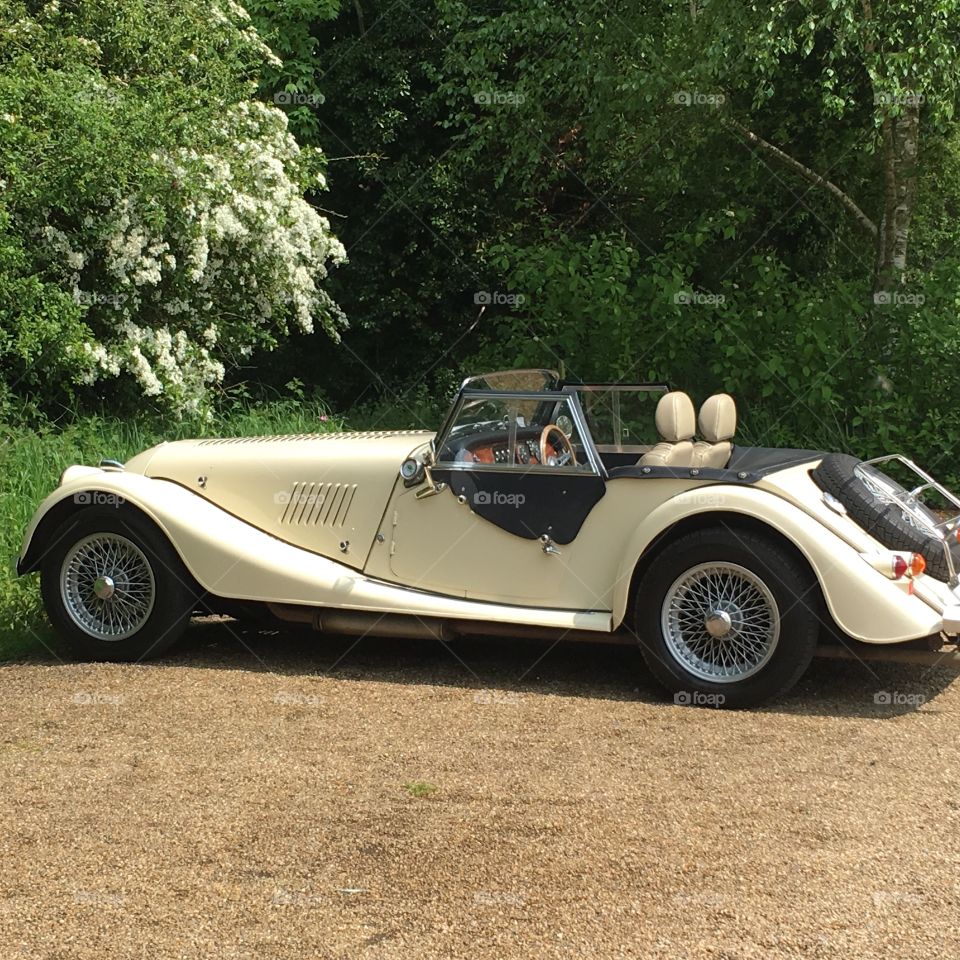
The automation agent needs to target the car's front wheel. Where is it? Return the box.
[40,507,196,661]
[633,527,820,707]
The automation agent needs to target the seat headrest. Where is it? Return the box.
[698,394,736,443]
[655,391,696,443]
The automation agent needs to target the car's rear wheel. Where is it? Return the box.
[634,527,820,707]
[40,507,196,661]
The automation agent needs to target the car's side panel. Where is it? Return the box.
[19,470,612,632]
[610,481,944,643]
[366,475,708,609]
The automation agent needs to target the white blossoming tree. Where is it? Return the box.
[0,0,346,417]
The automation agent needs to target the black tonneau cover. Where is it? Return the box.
[607,446,825,483]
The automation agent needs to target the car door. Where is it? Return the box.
[363,390,610,607]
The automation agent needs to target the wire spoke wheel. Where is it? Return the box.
[59,533,156,641]
[661,562,780,683]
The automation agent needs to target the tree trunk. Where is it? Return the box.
[874,102,920,296]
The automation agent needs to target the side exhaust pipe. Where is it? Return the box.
[267,604,458,642]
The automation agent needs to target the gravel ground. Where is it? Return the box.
[2,621,959,960]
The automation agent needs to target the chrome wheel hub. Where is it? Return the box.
[704,608,733,638]
[60,534,156,641]
[661,562,780,683]
[93,575,115,600]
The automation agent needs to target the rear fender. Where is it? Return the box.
[612,485,942,644]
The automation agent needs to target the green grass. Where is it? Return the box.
[402,781,438,799]
[0,397,344,661]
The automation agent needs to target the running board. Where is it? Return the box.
[266,604,629,645]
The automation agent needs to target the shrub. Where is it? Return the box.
[0,0,345,417]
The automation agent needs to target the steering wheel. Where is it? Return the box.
[539,424,577,467]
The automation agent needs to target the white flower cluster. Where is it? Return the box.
[41,91,346,415]
[211,0,282,69]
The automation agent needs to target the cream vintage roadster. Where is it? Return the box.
[17,369,960,706]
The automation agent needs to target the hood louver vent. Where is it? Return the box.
[279,482,357,527]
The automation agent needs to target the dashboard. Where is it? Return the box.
[458,435,558,466]
[447,427,558,466]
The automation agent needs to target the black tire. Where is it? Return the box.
[812,453,956,581]
[40,506,196,661]
[633,527,820,708]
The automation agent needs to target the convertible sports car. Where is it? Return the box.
[17,369,960,706]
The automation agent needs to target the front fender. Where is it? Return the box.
[611,485,942,644]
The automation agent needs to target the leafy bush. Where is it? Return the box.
[0,0,345,416]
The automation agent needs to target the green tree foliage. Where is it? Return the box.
[258,0,960,475]
[5,0,960,476]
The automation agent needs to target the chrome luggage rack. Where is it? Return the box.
[856,454,960,586]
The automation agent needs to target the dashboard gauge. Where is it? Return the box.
[556,414,574,436]
[400,457,421,481]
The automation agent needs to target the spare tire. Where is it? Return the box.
[812,453,958,582]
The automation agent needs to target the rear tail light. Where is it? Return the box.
[862,551,926,580]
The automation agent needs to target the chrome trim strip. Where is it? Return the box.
[435,462,596,477]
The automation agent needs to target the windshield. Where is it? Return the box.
[436,392,596,472]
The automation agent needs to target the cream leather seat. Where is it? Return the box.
[692,394,736,469]
[638,392,696,467]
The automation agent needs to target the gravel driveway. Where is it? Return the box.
[2,621,959,959]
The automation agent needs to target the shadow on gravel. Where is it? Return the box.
[116,617,960,720]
